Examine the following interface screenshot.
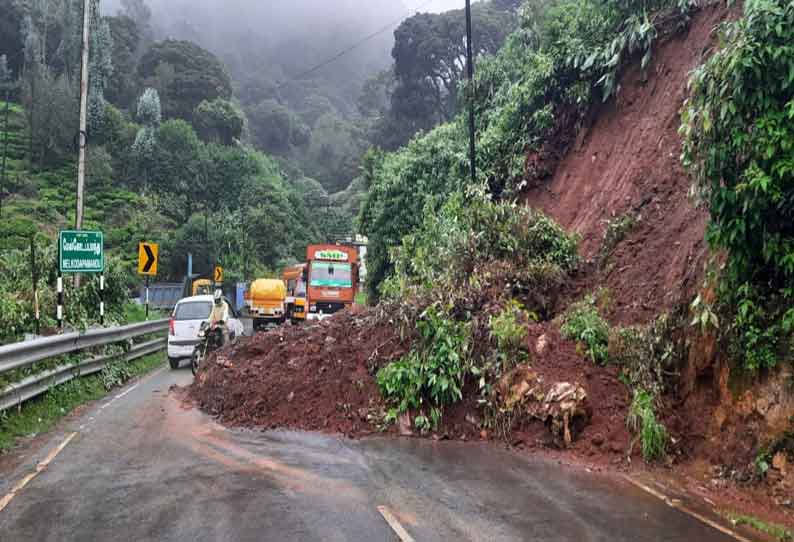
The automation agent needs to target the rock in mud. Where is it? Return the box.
[529,382,590,448]
[535,334,549,355]
[398,412,413,436]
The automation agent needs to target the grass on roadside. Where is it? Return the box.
[355,291,368,306]
[124,303,167,323]
[0,353,166,452]
[721,511,794,542]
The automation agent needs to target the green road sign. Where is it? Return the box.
[59,230,104,274]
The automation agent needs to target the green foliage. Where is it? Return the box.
[377,3,518,149]
[106,14,142,109]
[681,0,794,371]
[101,358,133,391]
[138,39,232,121]
[627,389,668,462]
[193,98,244,145]
[609,313,681,397]
[490,300,531,355]
[722,512,794,542]
[561,296,610,364]
[362,0,689,296]
[377,305,471,431]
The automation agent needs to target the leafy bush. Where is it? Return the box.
[377,305,471,431]
[0,240,130,344]
[609,313,682,397]
[681,0,794,371]
[627,389,668,462]
[382,190,578,306]
[561,296,610,364]
[490,300,532,353]
[101,358,133,391]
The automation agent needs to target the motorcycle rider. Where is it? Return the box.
[209,289,230,346]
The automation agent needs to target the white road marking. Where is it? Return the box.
[377,506,416,542]
[0,432,78,513]
[97,367,165,412]
[622,475,754,542]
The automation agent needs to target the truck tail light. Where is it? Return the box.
[169,318,175,336]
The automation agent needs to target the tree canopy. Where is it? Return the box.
[138,39,232,121]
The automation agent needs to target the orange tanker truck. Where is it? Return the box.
[304,244,359,320]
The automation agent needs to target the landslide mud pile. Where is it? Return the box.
[189,309,631,462]
[190,310,408,435]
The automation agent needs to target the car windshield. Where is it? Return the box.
[174,301,213,321]
[310,262,352,288]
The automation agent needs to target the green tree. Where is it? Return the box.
[193,98,244,145]
[138,39,233,121]
[106,15,141,109]
[149,119,204,223]
[248,98,308,153]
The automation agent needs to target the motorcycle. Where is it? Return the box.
[191,321,226,375]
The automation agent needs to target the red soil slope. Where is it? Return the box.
[526,4,731,325]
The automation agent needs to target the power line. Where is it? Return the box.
[275,0,437,89]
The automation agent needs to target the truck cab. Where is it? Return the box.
[282,264,307,323]
[305,244,358,320]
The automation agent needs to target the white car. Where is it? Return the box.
[167,295,244,370]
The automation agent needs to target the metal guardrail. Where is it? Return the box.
[0,319,169,376]
[0,320,170,413]
[0,339,166,412]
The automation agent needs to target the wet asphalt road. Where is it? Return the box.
[0,363,731,542]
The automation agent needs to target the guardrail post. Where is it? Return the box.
[145,276,150,320]
[57,274,64,331]
[99,274,105,326]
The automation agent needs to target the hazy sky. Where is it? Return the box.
[403,0,483,13]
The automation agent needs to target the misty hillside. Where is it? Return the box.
[101,0,411,194]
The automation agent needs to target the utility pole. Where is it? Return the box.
[74,0,91,288]
[75,0,90,231]
[465,0,477,185]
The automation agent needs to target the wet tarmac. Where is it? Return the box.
[0,364,732,541]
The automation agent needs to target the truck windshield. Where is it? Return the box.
[174,301,212,321]
[310,262,352,288]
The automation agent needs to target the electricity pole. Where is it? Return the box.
[75,0,90,232]
[74,0,91,287]
[465,0,477,184]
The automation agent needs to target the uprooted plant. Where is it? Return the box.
[375,189,579,431]
[377,304,471,432]
[627,388,668,462]
[561,295,611,364]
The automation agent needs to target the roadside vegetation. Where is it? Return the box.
[721,511,794,542]
[681,0,794,373]
[360,0,703,301]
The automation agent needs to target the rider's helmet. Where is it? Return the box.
[213,289,223,305]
